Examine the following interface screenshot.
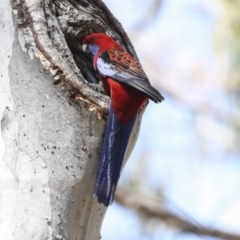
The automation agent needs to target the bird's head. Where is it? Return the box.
[82,33,122,57]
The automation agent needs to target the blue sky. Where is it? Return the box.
[101,0,240,239]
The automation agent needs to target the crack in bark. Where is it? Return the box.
[13,0,108,118]
[13,0,140,119]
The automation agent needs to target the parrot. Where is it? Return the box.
[82,33,164,206]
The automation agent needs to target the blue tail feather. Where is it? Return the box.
[94,104,135,206]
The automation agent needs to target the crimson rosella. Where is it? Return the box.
[82,33,164,206]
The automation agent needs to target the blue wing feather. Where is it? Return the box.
[94,103,136,206]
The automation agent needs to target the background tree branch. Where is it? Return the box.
[115,188,240,240]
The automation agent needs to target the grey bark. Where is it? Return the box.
[0,0,141,239]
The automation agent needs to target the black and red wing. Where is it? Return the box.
[97,49,164,103]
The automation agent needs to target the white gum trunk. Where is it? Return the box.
[0,0,143,239]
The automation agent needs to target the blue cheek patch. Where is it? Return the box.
[89,44,100,56]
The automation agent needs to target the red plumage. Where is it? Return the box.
[82,33,164,206]
[83,33,163,123]
[108,79,147,124]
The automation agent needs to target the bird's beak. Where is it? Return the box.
[82,44,87,52]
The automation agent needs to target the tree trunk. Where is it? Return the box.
[0,0,140,239]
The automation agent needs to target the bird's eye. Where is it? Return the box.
[89,37,94,42]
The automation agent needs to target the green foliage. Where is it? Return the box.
[219,0,240,69]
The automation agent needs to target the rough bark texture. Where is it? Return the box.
[0,0,141,239]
